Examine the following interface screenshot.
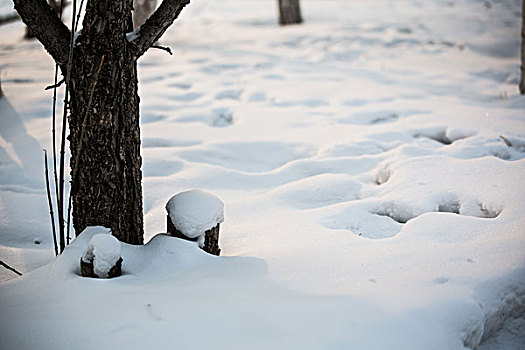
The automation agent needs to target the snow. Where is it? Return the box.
[81,229,121,278]
[166,189,224,244]
[126,28,140,42]
[1,0,524,348]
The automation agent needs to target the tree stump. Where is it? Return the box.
[167,215,221,256]
[166,190,224,256]
[278,0,303,25]
[80,233,123,278]
[81,257,123,278]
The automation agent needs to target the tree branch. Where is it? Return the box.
[129,0,190,58]
[13,0,71,66]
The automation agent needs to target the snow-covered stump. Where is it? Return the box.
[166,190,224,256]
[80,234,123,278]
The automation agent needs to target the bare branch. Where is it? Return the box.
[129,0,190,58]
[13,0,71,66]
[151,45,173,55]
[0,261,23,276]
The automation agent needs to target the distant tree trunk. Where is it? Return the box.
[278,0,302,25]
[134,0,157,29]
[14,0,190,245]
[520,0,525,95]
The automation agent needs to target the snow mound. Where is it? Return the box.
[166,190,225,239]
[81,233,121,278]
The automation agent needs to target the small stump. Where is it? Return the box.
[166,190,224,256]
[81,234,123,278]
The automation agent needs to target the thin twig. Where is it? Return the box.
[67,55,105,240]
[58,89,68,253]
[151,45,173,55]
[0,261,22,276]
[45,78,65,90]
[51,68,60,216]
[44,150,59,256]
[51,0,66,253]
[74,0,85,32]
[58,0,77,253]
[500,135,512,147]
[66,194,72,243]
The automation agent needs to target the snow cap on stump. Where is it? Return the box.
[166,190,224,255]
[81,234,122,278]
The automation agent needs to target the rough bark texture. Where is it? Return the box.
[278,0,303,25]
[24,1,66,39]
[14,0,190,245]
[133,0,157,29]
[167,215,221,256]
[13,0,70,65]
[69,0,144,244]
[520,0,525,95]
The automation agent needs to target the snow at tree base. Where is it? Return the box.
[1,0,524,349]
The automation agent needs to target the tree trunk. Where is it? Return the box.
[133,0,157,29]
[69,0,144,244]
[520,0,525,95]
[278,0,303,25]
[14,0,190,246]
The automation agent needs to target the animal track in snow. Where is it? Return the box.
[215,89,243,100]
[142,138,201,148]
[373,200,501,225]
[414,127,474,146]
[339,109,427,125]
[178,142,315,173]
[270,174,361,210]
[434,277,449,284]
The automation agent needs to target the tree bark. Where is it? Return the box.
[14,0,190,245]
[69,0,144,244]
[13,0,70,65]
[520,0,525,95]
[278,0,303,26]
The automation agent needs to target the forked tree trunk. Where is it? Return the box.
[14,0,190,245]
[520,0,525,95]
[69,0,144,244]
[278,0,303,25]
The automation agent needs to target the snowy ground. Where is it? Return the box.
[1,0,525,349]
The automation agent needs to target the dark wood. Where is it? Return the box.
[13,0,70,65]
[80,257,123,278]
[167,215,221,256]
[68,0,144,244]
[278,0,303,26]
